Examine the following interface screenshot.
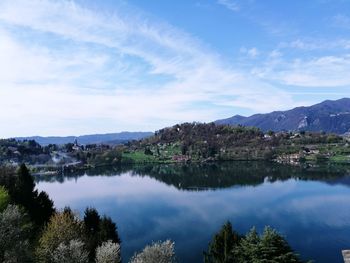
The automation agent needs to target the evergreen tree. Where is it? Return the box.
[234,227,261,262]
[13,164,35,208]
[10,164,54,226]
[33,191,55,226]
[99,216,121,245]
[84,207,101,261]
[204,221,240,263]
[205,222,308,263]
[84,207,101,234]
[259,226,303,263]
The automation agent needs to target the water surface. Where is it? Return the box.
[36,162,350,263]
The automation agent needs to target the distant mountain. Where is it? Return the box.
[16,132,153,146]
[215,98,350,134]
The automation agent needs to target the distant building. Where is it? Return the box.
[72,138,82,151]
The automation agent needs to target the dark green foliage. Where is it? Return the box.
[34,191,55,226]
[0,187,9,212]
[13,164,55,226]
[0,139,50,164]
[0,166,16,194]
[235,227,261,262]
[83,208,121,262]
[13,164,36,208]
[99,216,121,245]
[84,207,101,261]
[205,222,306,263]
[84,207,101,234]
[144,147,153,155]
[258,227,303,263]
[204,221,240,263]
[0,164,54,227]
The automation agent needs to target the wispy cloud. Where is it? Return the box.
[217,0,240,12]
[0,0,295,137]
[278,38,350,50]
[254,54,350,87]
[240,47,259,58]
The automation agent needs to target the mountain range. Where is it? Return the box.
[15,132,153,146]
[215,98,350,134]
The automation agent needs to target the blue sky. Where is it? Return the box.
[0,0,349,137]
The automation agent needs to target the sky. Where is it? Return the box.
[0,0,350,137]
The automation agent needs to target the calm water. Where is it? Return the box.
[36,162,350,263]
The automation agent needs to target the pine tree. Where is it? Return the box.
[204,221,240,263]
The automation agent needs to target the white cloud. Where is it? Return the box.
[217,0,240,12]
[255,54,350,87]
[0,0,294,137]
[279,38,350,51]
[240,47,259,58]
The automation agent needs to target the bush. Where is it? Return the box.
[0,205,32,262]
[36,209,85,262]
[52,239,89,263]
[95,240,121,263]
[130,240,176,263]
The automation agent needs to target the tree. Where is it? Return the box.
[36,209,85,262]
[0,166,16,198]
[0,205,32,262]
[205,222,307,263]
[99,216,121,245]
[130,240,176,263]
[0,186,9,212]
[11,164,54,226]
[95,240,121,263]
[259,226,303,263]
[33,191,55,226]
[234,227,261,262]
[204,221,240,263]
[52,239,89,263]
[84,207,101,261]
[84,207,101,234]
[13,164,35,207]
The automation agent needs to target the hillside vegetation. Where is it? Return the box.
[113,122,348,164]
[1,123,349,170]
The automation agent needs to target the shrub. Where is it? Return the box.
[130,240,176,263]
[95,240,121,263]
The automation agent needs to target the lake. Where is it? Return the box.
[35,162,350,263]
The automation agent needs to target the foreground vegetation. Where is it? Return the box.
[205,222,309,263]
[0,164,312,262]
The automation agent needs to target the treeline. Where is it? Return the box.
[0,139,51,164]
